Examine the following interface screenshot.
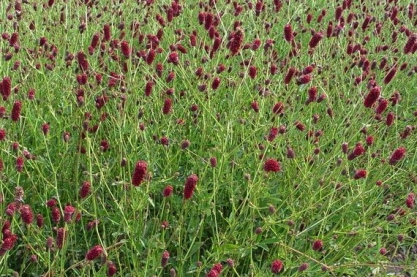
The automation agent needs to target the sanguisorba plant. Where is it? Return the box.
[0,0,416,276]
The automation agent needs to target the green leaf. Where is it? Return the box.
[256,243,269,251]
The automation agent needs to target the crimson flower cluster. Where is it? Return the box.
[184,174,198,199]
[271,259,284,274]
[263,159,281,173]
[132,160,147,186]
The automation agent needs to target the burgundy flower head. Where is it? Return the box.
[103,24,111,41]
[251,101,260,113]
[297,74,312,85]
[120,41,131,57]
[267,127,278,142]
[406,192,415,209]
[364,86,381,108]
[347,143,365,160]
[163,98,172,114]
[36,214,44,228]
[212,77,220,90]
[248,66,257,79]
[353,169,367,179]
[1,77,12,101]
[79,181,91,198]
[272,102,284,115]
[107,261,117,276]
[76,51,89,72]
[184,174,198,199]
[161,250,170,267]
[284,67,296,84]
[51,206,61,223]
[375,98,388,114]
[168,51,179,65]
[312,239,323,251]
[85,245,104,260]
[384,67,397,84]
[284,24,294,42]
[145,81,154,96]
[11,101,22,122]
[20,205,33,224]
[264,159,281,173]
[0,129,6,141]
[386,112,395,126]
[132,161,147,186]
[309,32,324,48]
[298,262,309,272]
[64,205,76,223]
[16,156,24,172]
[56,227,66,249]
[389,147,406,165]
[163,185,173,197]
[271,259,284,274]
